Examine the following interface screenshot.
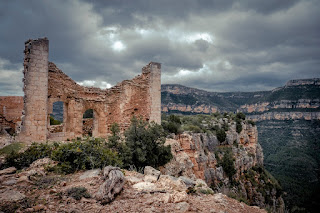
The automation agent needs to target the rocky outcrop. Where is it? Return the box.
[161,120,283,212]
[285,78,320,87]
[0,161,267,213]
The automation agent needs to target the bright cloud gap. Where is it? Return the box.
[77,80,112,89]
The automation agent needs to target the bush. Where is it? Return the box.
[218,149,236,180]
[161,114,182,134]
[216,129,226,142]
[247,120,256,126]
[236,120,242,133]
[0,142,24,156]
[66,187,91,200]
[106,123,132,168]
[2,139,122,174]
[124,117,172,169]
[182,124,203,133]
[51,138,122,174]
[1,142,54,170]
[236,112,246,120]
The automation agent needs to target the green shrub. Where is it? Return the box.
[236,112,246,120]
[1,142,54,170]
[66,187,91,200]
[106,123,132,168]
[216,129,226,142]
[236,120,242,133]
[0,142,24,156]
[247,120,256,126]
[51,138,122,174]
[124,117,172,169]
[218,149,236,180]
[182,124,203,133]
[162,114,182,134]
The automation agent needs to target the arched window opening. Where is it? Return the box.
[49,101,64,133]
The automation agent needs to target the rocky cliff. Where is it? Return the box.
[161,114,284,212]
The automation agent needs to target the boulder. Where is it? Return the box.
[125,176,143,185]
[95,166,125,204]
[132,182,157,191]
[0,167,16,176]
[144,166,160,179]
[178,176,195,188]
[79,169,101,180]
[157,175,187,192]
[144,175,158,183]
[175,201,190,212]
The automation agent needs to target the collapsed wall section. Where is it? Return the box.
[0,96,23,133]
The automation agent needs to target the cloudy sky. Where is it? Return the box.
[0,0,319,96]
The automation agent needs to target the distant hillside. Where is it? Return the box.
[161,78,320,118]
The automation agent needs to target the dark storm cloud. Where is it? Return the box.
[0,0,319,95]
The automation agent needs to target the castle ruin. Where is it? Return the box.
[0,38,161,143]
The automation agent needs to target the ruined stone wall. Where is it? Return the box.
[18,38,49,142]
[0,96,23,132]
[46,61,161,141]
[3,37,161,142]
[0,38,161,142]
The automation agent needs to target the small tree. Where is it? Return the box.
[220,149,236,181]
[107,123,132,168]
[125,116,172,169]
[216,129,227,142]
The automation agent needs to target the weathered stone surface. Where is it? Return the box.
[125,176,143,184]
[0,190,25,202]
[79,169,101,180]
[157,175,187,192]
[0,167,16,175]
[144,166,160,183]
[144,166,160,178]
[95,166,125,204]
[178,176,195,188]
[132,182,157,191]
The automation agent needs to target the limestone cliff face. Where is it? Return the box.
[162,104,218,114]
[161,79,320,122]
[247,111,320,121]
[238,99,320,114]
[161,122,284,212]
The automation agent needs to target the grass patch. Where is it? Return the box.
[0,142,24,156]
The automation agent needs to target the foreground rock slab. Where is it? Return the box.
[94,166,125,204]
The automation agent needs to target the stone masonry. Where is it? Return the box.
[0,38,161,143]
[18,38,49,142]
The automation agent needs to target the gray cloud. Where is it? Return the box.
[0,0,319,96]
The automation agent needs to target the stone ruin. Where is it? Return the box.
[0,38,161,143]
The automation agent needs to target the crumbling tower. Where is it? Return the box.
[19,38,49,142]
[143,62,161,124]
